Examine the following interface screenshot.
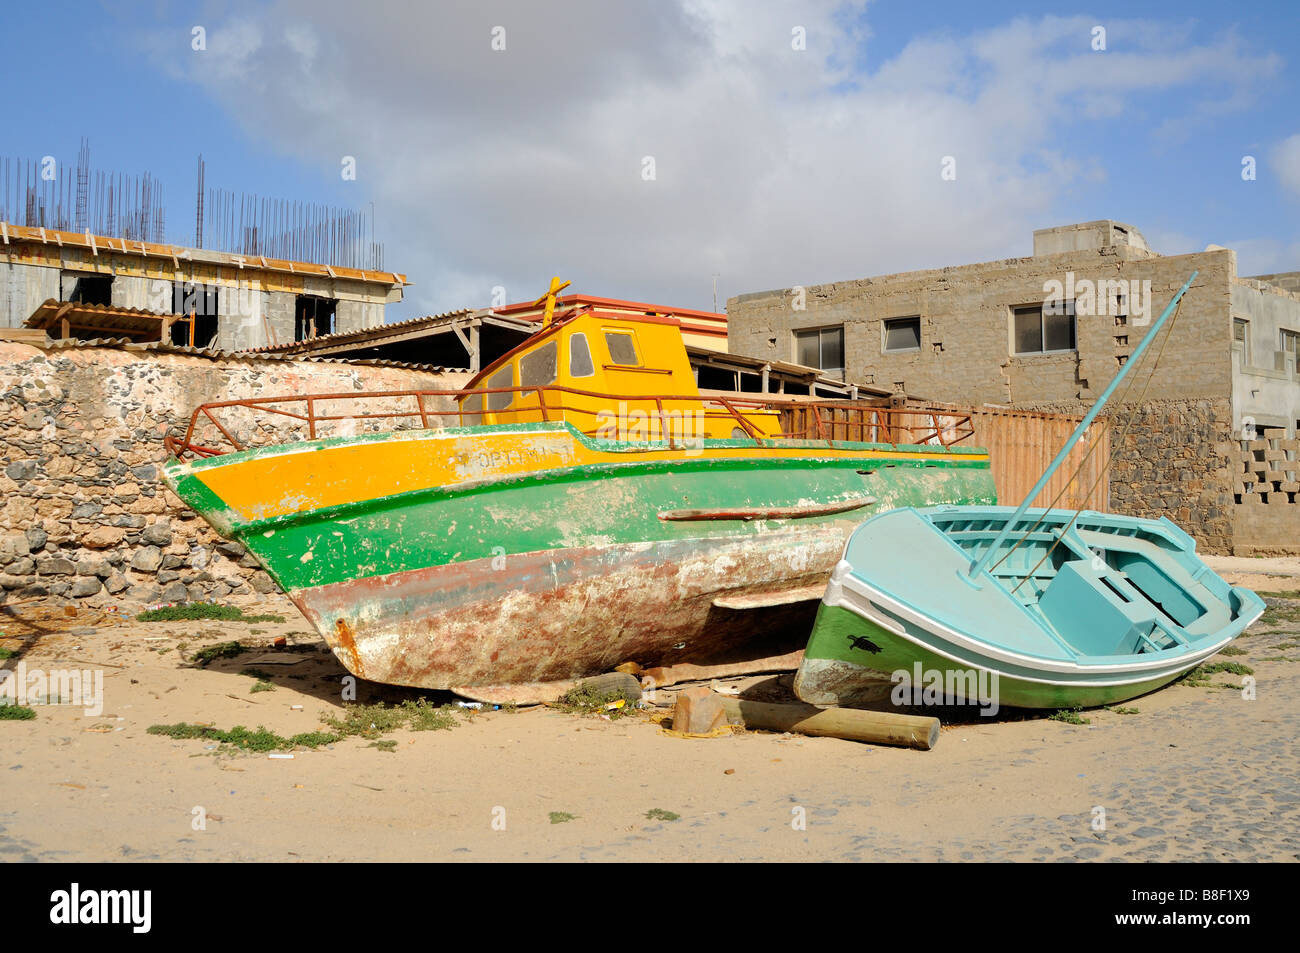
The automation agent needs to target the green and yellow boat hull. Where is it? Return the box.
[164,422,995,693]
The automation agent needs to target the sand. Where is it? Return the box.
[1,558,1297,862]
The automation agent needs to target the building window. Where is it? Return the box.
[882,316,921,353]
[794,326,844,378]
[1013,301,1076,354]
[294,295,337,341]
[61,271,113,306]
[1282,329,1299,374]
[1234,318,1249,369]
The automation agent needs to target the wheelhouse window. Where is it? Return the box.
[1013,301,1076,354]
[485,364,515,412]
[604,331,640,366]
[794,326,844,378]
[569,332,595,377]
[883,316,921,353]
[520,340,557,389]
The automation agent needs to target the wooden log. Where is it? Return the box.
[718,697,940,751]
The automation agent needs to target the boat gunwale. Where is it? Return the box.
[827,565,1261,678]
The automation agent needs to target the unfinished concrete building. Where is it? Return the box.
[726,221,1300,553]
[0,222,406,350]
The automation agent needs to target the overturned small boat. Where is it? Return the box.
[794,270,1266,711]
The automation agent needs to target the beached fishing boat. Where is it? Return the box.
[794,271,1266,711]
[163,281,995,698]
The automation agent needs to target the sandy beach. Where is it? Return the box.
[2,556,1297,863]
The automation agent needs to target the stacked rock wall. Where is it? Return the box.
[0,342,470,605]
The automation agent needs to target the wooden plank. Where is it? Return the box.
[0,328,50,343]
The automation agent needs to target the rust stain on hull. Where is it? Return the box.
[293,530,849,691]
[329,617,365,680]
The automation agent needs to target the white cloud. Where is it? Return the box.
[1272,134,1300,201]
[149,2,1281,314]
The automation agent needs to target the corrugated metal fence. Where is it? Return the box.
[948,404,1110,510]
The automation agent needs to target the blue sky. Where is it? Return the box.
[2,0,1297,318]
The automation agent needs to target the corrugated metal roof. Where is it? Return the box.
[25,298,171,337]
[25,336,468,373]
[240,307,489,354]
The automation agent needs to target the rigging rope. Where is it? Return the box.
[1007,295,1187,595]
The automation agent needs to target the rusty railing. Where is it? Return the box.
[164,385,975,460]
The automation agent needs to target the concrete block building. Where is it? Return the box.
[726,221,1300,553]
[1,222,406,350]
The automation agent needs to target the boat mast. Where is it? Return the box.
[966,270,1198,580]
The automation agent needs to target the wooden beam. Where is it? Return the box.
[718,698,940,750]
[449,322,482,372]
[292,323,461,356]
[51,302,74,339]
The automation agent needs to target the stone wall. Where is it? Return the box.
[0,342,470,605]
[1000,397,1298,556]
[1103,398,1236,554]
[1011,398,1236,554]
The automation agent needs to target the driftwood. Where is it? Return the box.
[718,697,939,751]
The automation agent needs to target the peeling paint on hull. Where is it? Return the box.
[295,532,851,689]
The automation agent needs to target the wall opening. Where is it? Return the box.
[295,295,337,341]
[1013,301,1076,354]
[170,281,220,348]
[61,270,113,306]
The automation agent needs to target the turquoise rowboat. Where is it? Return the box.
[793,505,1266,710]
[795,270,1265,711]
